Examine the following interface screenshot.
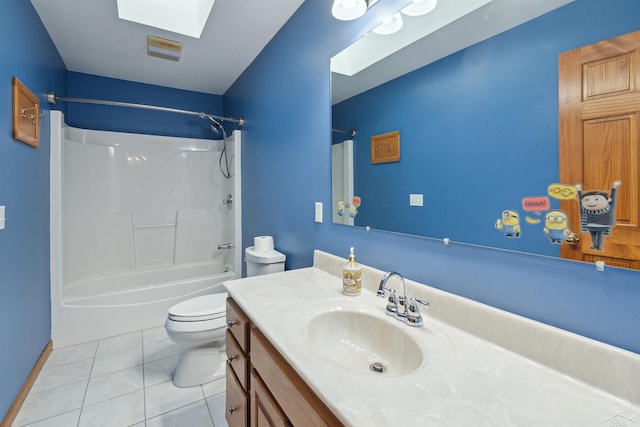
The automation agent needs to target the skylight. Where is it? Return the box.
[117,0,215,39]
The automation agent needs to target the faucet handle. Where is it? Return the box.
[413,298,429,308]
[405,297,429,327]
[386,289,398,315]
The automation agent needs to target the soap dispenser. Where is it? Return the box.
[342,247,362,296]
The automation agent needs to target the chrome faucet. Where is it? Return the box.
[377,271,429,327]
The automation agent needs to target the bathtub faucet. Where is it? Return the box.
[217,243,234,250]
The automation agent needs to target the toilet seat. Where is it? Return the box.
[168,293,227,322]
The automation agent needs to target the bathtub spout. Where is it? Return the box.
[218,243,234,250]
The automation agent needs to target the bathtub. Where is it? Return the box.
[50,111,242,348]
[52,264,234,348]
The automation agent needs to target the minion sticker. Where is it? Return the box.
[349,196,361,218]
[337,200,345,216]
[543,209,571,244]
[576,181,621,250]
[495,210,521,238]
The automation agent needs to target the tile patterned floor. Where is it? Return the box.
[12,326,229,427]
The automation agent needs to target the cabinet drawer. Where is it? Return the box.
[226,363,248,427]
[250,328,344,427]
[227,298,249,352]
[226,329,248,390]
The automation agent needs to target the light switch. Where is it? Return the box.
[315,202,323,223]
[0,206,5,230]
[409,194,423,207]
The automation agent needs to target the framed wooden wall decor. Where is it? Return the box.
[370,130,400,164]
[12,77,42,148]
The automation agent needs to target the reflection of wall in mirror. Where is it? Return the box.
[332,0,640,256]
[331,140,354,225]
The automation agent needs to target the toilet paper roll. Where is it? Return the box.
[254,236,274,252]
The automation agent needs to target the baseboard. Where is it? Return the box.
[1,341,52,427]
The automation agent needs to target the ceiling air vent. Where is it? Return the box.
[147,35,183,62]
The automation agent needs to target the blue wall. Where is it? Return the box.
[65,72,224,139]
[225,0,640,354]
[0,0,66,420]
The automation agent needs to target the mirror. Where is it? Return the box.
[331,0,632,258]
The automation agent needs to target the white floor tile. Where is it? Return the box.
[91,346,143,378]
[145,399,214,427]
[202,377,226,398]
[96,331,142,356]
[84,365,144,406]
[14,328,230,427]
[78,389,145,427]
[143,338,180,364]
[31,358,92,394]
[143,354,178,387]
[44,341,97,369]
[142,325,169,346]
[19,409,80,427]
[207,393,229,427]
[13,381,86,426]
[145,380,205,419]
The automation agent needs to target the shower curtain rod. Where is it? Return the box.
[47,92,244,127]
[332,127,356,137]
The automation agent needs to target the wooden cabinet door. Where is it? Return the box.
[559,30,640,269]
[250,371,291,427]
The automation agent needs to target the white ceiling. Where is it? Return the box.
[31,0,574,101]
[31,0,305,96]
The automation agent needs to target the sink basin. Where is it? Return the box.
[308,310,424,376]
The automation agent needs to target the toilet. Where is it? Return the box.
[245,246,286,276]
[164,292,228,387]
[165,239,285,387]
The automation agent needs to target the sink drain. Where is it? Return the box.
[369,361,387,373]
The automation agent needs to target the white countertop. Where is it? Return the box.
[224,253,640,426]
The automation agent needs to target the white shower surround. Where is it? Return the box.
[49,111,241,348]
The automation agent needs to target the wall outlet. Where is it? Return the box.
[315,202,323,223]
[409,194,423,207]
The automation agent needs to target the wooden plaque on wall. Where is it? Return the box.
[12,77,40,148]
[370,130,400,164]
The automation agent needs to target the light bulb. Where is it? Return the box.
[372,13,403,35]
[332,0,367,21]
[401,0,437,17]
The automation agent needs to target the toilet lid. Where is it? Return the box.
[168,293,228,321]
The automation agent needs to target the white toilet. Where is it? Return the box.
[165,292,228,388]
[165,240,285,388]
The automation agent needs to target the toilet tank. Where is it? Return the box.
[245,246,286,277]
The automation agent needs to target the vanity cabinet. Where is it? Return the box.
[226,298,344,427]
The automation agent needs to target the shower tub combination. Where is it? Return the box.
[50,111,241,348]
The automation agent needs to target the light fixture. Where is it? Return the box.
[117,0,215,39]
[372,13,403,35]
[332,0,368,21]
[401,0,437,17]
[147,35,183,61]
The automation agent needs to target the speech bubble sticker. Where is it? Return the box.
[548,183,577,200]
[522,196,550,212]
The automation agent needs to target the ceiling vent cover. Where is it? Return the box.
[147,35,183,61]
